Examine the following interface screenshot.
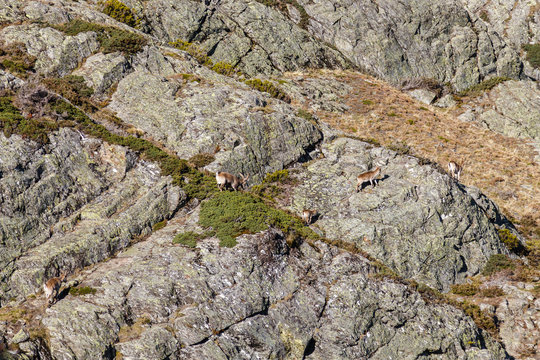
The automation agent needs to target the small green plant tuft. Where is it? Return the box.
[362,99,374,106]
[460,301,497,333]
[244,79,291,103]
[169,39,213,66]
[199,191,318,247]
[522,43,540,68]
[480,287,504,298]
[43,75,95,110]
[458,77,511,97]
[498,228,525,254]
[482,254,515,276]
[69,286,97,296]
[152,219,167,231]
[450,283,479,296]
[173,231,202,248]
[54,19,147,55]
[263,169,289,183]
[296,109,315,122]
[211,61,239,76]
[101,0,141,28]
[188,152,215,168]
[0,42,37,78]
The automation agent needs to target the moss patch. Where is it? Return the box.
[522,43,540,68]
[0,42,37,78]
[169,39,213,67]
[172,231,214,248]
[152,219,167,231]
[458,77,510,97]
[482,254,515,276]
[244,79,291,103]
[199,191,318,247]
[450,283,479,296]
[101,0,141,28]
[69,286,97,296]
[54,19,147,55]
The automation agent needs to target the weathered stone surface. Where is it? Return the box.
[72,52,131,96]
[289,137,506,290]
[0,69,24,91]
[0,24,100,77]
[36,209,507,359]
[135,0,350,77]
[435,94,458,108]
[408,89,437,105]
[301,0,522,91]
[0,128,185,303]
[107,67,322,183]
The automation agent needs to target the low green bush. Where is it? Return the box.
[69,286,97,296]
[199,191,318,247]
[450,283,479,296]
[498,228,525,254]
[152,219,167,231]
[482,254,515,276]
[211,61,238,76]
[0,42,37,78]
[169,39,213,66]
[101,0,141,28]
[244,79,290,103]
[54,19,146,55]
[522,43,540,68]
[188,152,215,168]
[173,231,200,248]
[458,77,510,97]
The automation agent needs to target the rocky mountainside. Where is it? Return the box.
[0,0,538,359]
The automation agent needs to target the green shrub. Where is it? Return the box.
[362,99,374,105]
[188,152,215,168]
[460,301,497,333]
[169,39,213,66]
[0,42,37,78]
[458,77,511,97]
[263,169,289,183]
[498,228,525,254]
[152,219,167,231]
[480,287,504,297]
[101,0,141,27]
[0,95,57,144]
[482,254,515,276]
[211,61,238,76]
[173,231,201,248]
[54,19,146,55]
[296,109,314,122]
[43,75,95,110]
[244,79,291,103]
[69,286,97,296]
[199,191,318,247]
[450,283,479,296]
[522,43,540,68]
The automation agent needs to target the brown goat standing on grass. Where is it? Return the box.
[215,171,249,191]
[356,166,382,192]
[43,272,66,306]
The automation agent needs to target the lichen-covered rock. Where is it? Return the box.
[107,67,322,182]
[36,211,507,359]
[0,128,185,303]
[0,69,24,91]
[133,0,350,77]
[289,137,506,290]
[301,0,523,91]
[72,52,131,96]
[0,24,100,77]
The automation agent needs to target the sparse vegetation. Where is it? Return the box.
[173,231,212,247]
[43,75,95,110]
[211,61,239,77]
[69,286,97,296]
[458,77,511,97]
[54,19,147,55]
[199,191,319,247]
[101,0,141,28]
[482,254,515,276]
[0,42,37,78]
[522,43,540,68]
[118,316,151,342]
[254,0,310,29]
[169,39,213,66]
[296,109,315,122]
[152,219,167,231]
[362,99,374,105]
[450,283,479,296]
[188,152,215,168]
[480,287,504,298]
[498,228,526,254]
[244,79,291,103]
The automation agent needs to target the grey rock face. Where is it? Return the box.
[301,0,523,91]
[38,211,507,359]
[289,137,506,290]
[0,24,100,77]
[72,52,132,96]
[0,69,24,91]
[135,0,350,77]
[108,66,322,182]
[0,128,185,303]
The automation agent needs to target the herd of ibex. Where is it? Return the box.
[41,161,463,306]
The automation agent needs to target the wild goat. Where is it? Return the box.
[302,209,317,225]
[448,161,463,181]
[215,171,249,191]
[43,272,66,305]
[356,166,381,192]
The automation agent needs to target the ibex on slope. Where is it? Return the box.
[215,172,249,191]
[448,161,463,181]
[302,209,317,225]
[44,272,66,305]
[356,166,382,192]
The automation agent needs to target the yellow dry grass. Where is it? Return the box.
[288,70,539,240]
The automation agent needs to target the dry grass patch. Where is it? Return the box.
[298,70,539,244]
